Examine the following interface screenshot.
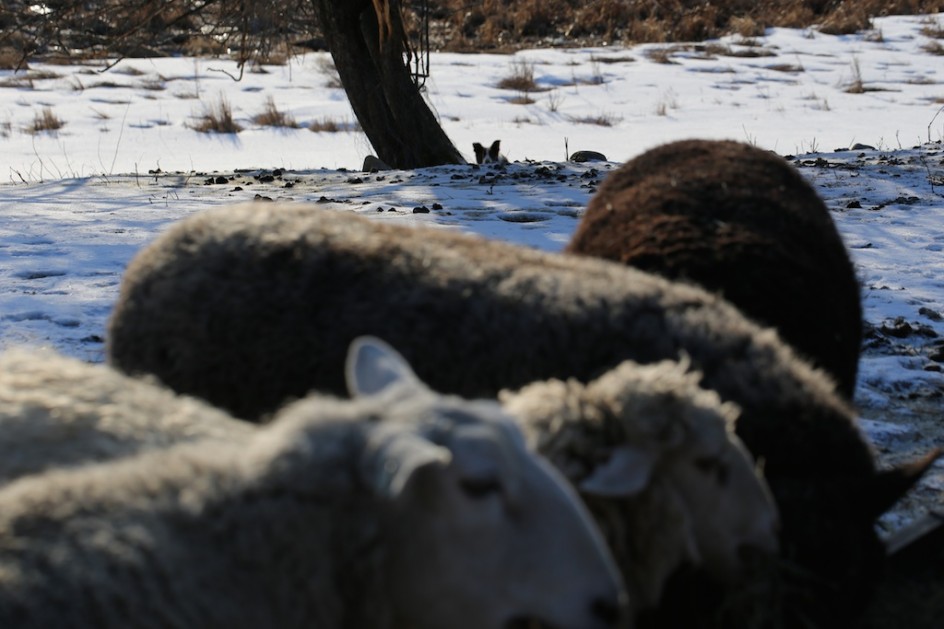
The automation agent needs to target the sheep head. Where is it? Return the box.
[348,337,629,629]
[503,358,779,610]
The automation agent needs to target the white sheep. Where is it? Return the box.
[0,338,627,629]
[3,344,772,624]
[502,358,778,616]
[0,347,251,482]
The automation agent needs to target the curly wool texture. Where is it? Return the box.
[567,140,862,398]
[0,395,397,629]
[503,359,743,608]
[0,348,252,483]
[0,345,625,629]
[107,202,894,625]
[509,359,738,480]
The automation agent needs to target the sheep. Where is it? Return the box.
[0,348,769,626]
[501,357,779,621]
[566,139,862,399]
[0,347,252,483]
[0,337,628,629]
[107,202,933,626]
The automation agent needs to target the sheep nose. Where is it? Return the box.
[590,593,625,627]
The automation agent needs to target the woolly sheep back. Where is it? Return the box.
[0,340,627,629]
[567,139,862,398]
[107,202,915,625]
[0,347,251,482]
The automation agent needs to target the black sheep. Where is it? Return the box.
[568,139,862,399]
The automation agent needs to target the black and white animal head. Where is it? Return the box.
[473,140,508,165]
[347,337,628,629]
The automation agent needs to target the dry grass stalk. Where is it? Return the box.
[920,18,944,38]
[845,57,866,94]
[570,112,620,126]
[923,40,944,55]
[644,47,677,65]
[0,48,24,70]
[498,59,540,92]
[440,0,944,50]
[191,96,242,134]
[27,107,64,134]
[253,96,299,128]
[309,117,360,133]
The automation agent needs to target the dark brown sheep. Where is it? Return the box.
[567,139,862,398]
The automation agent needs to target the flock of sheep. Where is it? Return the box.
[0,139,936,628]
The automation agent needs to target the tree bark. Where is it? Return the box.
[311,0,466,168]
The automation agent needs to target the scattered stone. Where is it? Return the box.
[412,206,430,214]
[847,200,862,209]
[362,155,391,172]
[920,307,943,322]
[881,317,939,339]
[499,211,550,223]
[570,150,608,162]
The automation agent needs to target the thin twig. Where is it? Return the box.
[928,104,944,143]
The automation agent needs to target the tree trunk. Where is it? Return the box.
[311,0,466,168]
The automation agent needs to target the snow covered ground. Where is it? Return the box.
[0,13,942,528]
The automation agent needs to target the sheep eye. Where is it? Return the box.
[694,457,730,485]
[459,477,503,498]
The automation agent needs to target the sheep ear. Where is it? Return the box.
[865,448,940,518]
[579,445,657,498]
[365,431,451,498]
[346,336,424,399]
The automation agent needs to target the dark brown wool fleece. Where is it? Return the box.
[568,139,862,399]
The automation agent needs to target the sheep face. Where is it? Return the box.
[579,360,778,584]
[349,337,628,629]
[660,429,778,581]
[503,359,778,609]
